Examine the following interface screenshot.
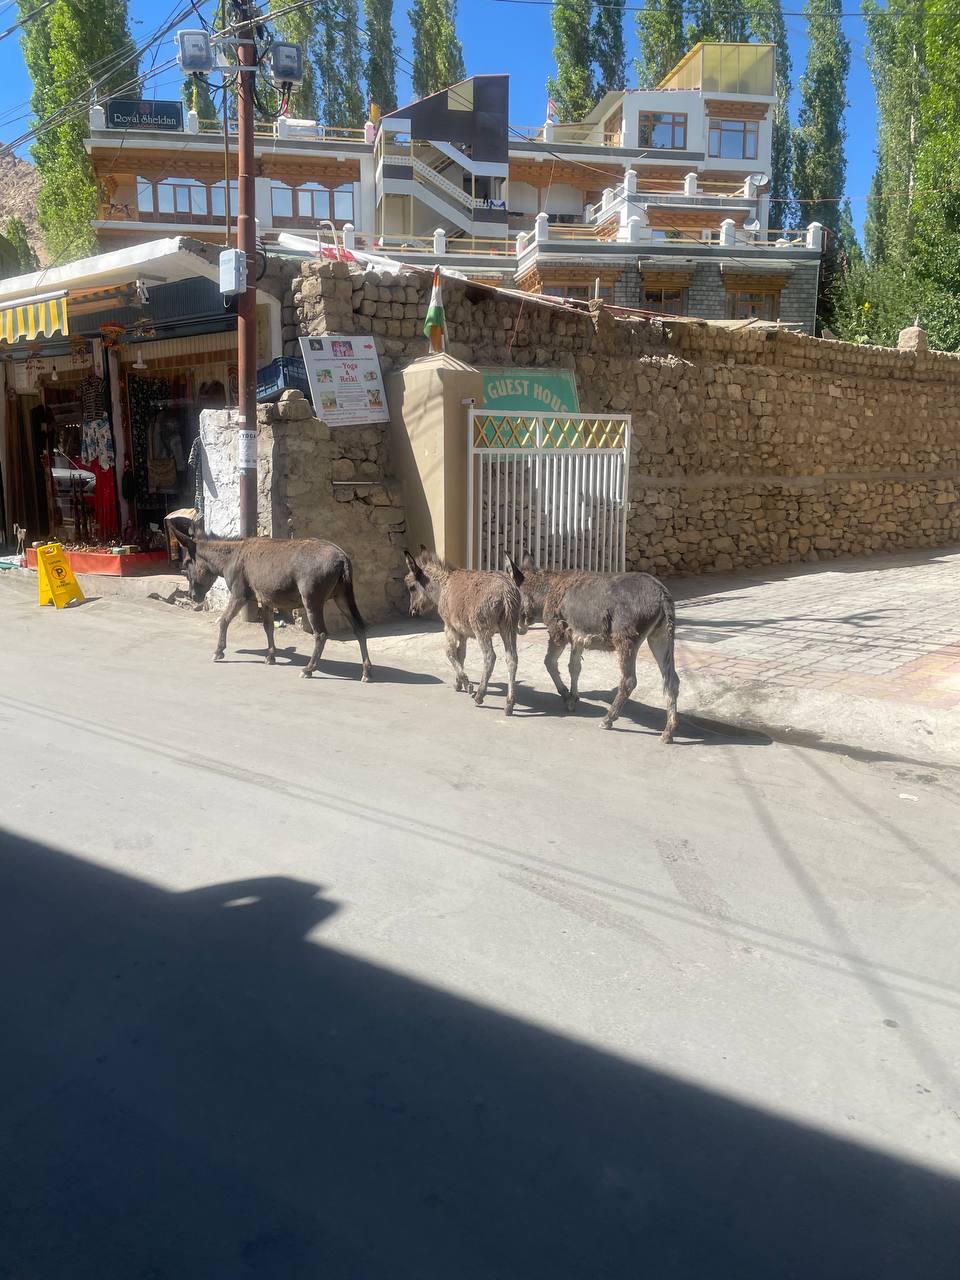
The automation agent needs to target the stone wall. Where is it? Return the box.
[287,259,960,577]
[257,391,408,618]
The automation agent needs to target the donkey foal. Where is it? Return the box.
[404,548,521,715]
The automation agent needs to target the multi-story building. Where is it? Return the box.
[85,42,822,331]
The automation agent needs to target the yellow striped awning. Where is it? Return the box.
[0,295,69,344]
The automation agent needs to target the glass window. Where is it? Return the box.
[270,182,294,219]
[211,181,238,217]
[708,119,759,160]
[190,185,207,215]
[157,184,175,214]
[726,290,779,320]
[541,283,610,301]
[333,184,353,221]
[295,184,330,221]
[643,286,686,316]
[638,112,687,149]
[136,178,153,213]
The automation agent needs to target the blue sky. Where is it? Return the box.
[0,0,877,239]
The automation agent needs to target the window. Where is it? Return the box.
[726,289,779,320]
[637,112,687,150]
[708,118,759,160]
[136,177,207,219]
[270,181,294,220]
[210,181,238,217]
[136,178,153,213]
[297,184,331,221]
[332,183,354,222]
[542,283,612,301]
[643,286,687,316]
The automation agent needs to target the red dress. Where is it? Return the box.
[89,459,119,540]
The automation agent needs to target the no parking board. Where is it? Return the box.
[37,543,85,608]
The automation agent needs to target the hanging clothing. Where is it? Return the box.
[81,374,107,420]
[89,458,119,540]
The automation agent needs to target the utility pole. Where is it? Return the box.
[235,0,257,539]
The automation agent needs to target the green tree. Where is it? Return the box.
[271,0,320,120]
[686,0,750,43]
[183,75,219,126]
[592,0,626,96]
[634,0,685,89]
[18,0,137,262]
[746,0,794,229]
[4,217,39,273]
[547,0,594,120]
[364,0,397,113]
[409,0,465,100]
[313,0,366,127]
[792,0,850,309]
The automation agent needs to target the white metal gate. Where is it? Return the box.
[466,410,631,572]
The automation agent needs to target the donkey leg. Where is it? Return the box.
[647,620,680,744]
[262,605,277,664]
[473,633,497,707]
[566,642,584,712]
[544,636,571,706]
[445,629,473,693]
[333,578,372,682]
[600,638,639,730]
[214,593,245,661]
[500,627,518,716]
[301,599,328,677]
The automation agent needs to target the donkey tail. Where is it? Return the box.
[335,557,368,635]
[656,592,680,700]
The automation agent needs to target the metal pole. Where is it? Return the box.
[236,1,257,539]
[221,0,232,247]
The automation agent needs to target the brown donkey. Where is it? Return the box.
[403,548,520,715]
[507,553,679,741]
[171,525,372,680]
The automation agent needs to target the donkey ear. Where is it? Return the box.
[521,552,536,572]
[505,553,524,586]
[403,549,419,572]
[170,522,197,559]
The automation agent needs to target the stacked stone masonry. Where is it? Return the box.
[287,259,960,580]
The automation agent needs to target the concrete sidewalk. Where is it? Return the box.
[4,544,959,766]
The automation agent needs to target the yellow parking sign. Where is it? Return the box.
[37,543,85,608]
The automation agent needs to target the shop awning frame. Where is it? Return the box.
[0,290,69,343]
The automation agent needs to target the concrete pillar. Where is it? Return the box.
[624,169,638,196]
[627,216,645,244]
[515,233,528,256]
[535,212,549,242]
[364,120,376,143]
[719,218,736,247]
[684,172,698,197]
[89,104,106,130]
[806,221,824,251]
[187,109,199,134]
[742,176,756,198]
[277,115,290,139]
[543,120,555,142]
[433,227,446,254]
[342,223,356,251]
[584,204,595,222]
[601,187,614,210]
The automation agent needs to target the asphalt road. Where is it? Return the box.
[2,575,960,1279]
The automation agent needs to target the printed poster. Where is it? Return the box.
[299,335,389,427]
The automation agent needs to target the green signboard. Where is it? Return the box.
[481,369,580,414]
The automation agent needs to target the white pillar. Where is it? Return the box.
[584,204,595,222]
[624,169,637,196]
[627,216,645,244]
[276,116,290,139]
[433,227,446,254]
[719,218,736,247]
[515,232,527,256]
[187,109,200,134]
[364,120,376,143]
[543,120,555,142]
[806,221,825,251]
[535,212,549,242]
[342,223,356,251]
[601,187,614,210]
[684,172,698,197]
[89,104,106,130]
[742,176,756,198]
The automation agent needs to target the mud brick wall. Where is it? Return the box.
[286,259,960,577]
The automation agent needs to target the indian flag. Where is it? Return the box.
[423,266,445,352]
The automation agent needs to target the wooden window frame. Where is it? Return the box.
[637,111,687,150]
[136,176,210,223]
[708,119,760,161]
[725,289,780,321]
[269,181,354,230]
[643,286,687,317]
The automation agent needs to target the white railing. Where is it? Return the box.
[467,411,631,573]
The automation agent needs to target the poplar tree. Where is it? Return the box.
[686,0,750,42]
[314,0,366,127]
[746,0,794,228]
[409,0,465,99]
[18,0,136,261]
[4,217,39,273]
[592,0,626,96]
[635,0,685,88]
[792,0,850,242]
[272,0,321,120]
[365,0,398,113]
[547,0,595,120]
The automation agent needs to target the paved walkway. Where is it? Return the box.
[632,546,960,763]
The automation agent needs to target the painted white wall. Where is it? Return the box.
[543,183,587,217]
[507,181,540,216]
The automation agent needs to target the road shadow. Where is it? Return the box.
[232,647,442,684]
[2,829,956,1279]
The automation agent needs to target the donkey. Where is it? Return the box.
[403,547,520,715]
[170,524,372,681]
[506,553,679,742]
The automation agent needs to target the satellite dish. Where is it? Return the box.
[744,218,761,233]
[750,173,770,188]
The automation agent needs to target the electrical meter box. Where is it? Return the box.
[176,30,214,74]
[268,43,305,84]
[219,248,247,297]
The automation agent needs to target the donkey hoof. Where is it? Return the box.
[361,665,372,683]
[599,717,613,731]
[505,702,515,717]
[660,730,675,745]
[265,655,276,665]
[301,668,315,679]
[466,682,476,696]
[565,695,579,712]
[213,652,225,662]
[473,692,485,706]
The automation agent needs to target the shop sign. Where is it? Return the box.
[37,543,85,608]
[106,98,184,131]
[299,335,389,427]
[481,369,580,414]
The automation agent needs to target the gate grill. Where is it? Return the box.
[467,411,631,572]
